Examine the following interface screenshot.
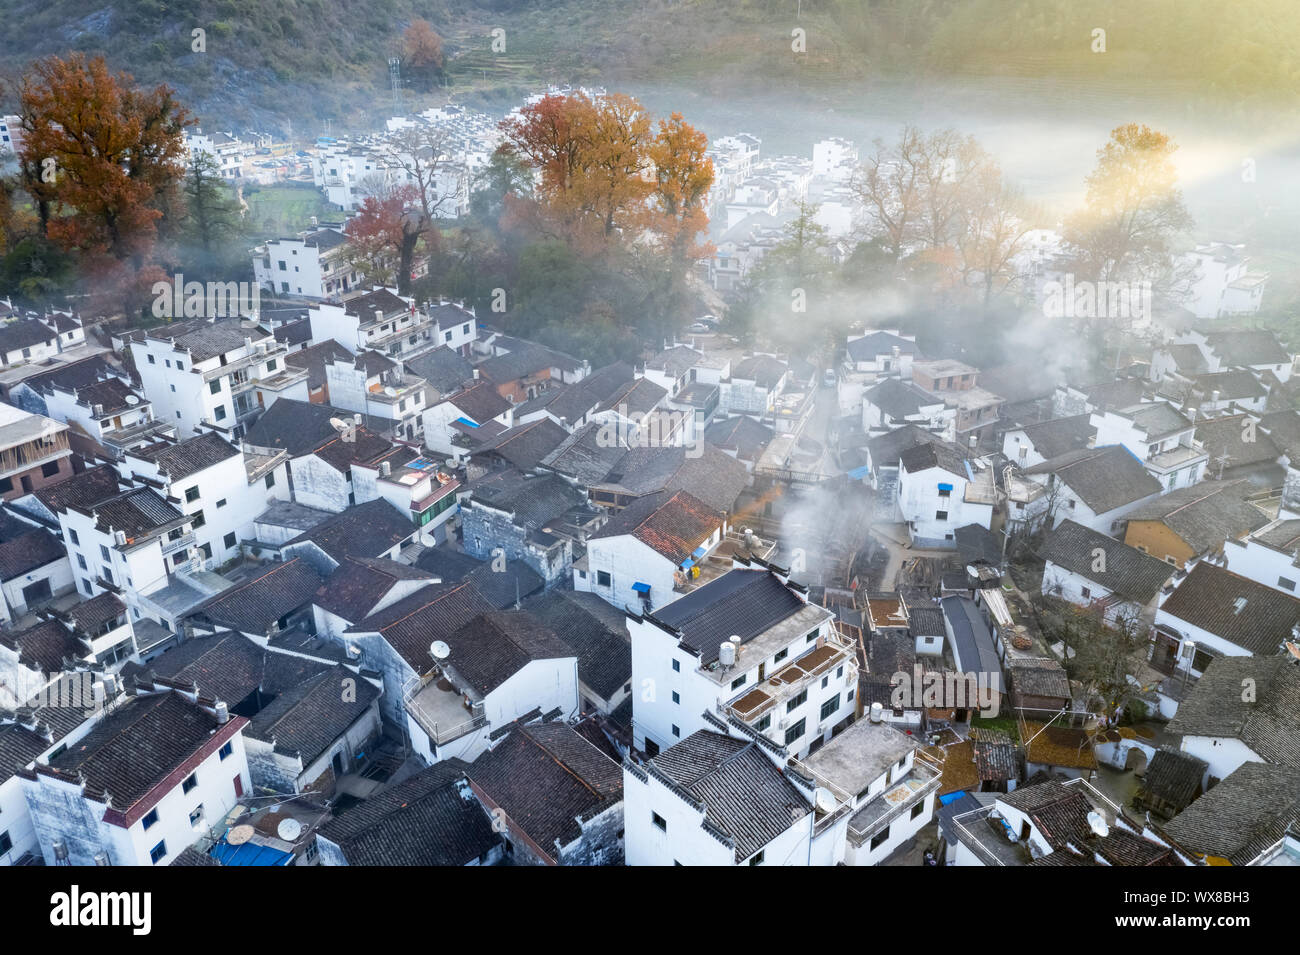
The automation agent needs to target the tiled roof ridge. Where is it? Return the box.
[376,581,473,633]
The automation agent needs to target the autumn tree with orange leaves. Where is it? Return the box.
[497,92,713,264]
[15,53,192,315]
[344,183,423,289]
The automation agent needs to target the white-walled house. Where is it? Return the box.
[1090,403,1206,492]
[124,432,288,567]
[575,490,725,615]
[1182,242,1268,320]
[1222,518,1300,594]
[1167,656,1299,787]
[324,351,428,443]
[19,690,251,867]
[628,564,852,760]
[623,725,818,866]
[896,442,995,547]
[863,379,953,439]
[1039,519,1177,625]
[401,611,579,765]
[252,228,357,300]
[130,317,308,439]
[1151,560,1300,679]
[309,289,476,364]
[1021,445,1163,535]
[41,376,175,459]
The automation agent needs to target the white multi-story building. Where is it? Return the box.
[20,690,251,866]
[896,442,995,547]
[123,431,289,567]
[130,317,309,439]
[1183,242,1268,319]
[575,490,725,615]
[253,228,358,300]
[186,129,255,179]
[628,563,853,760]
[1090,402,1206,492]
[309,289,476,364]
[324,351,428,443]
[41,376,175,459]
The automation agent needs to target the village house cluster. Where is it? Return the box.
[0,85,1293,870]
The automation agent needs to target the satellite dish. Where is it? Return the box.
[277,818,303,842]
[813,788,837,815]
[1086,810,1109,838]
[965,565,978,578]
[125,395,140,405]
[430,640,450,661]
[227,824,255,846]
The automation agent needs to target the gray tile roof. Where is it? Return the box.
[132,432,240,481]
[468,721,623,857]
[347,581,493,671]
[1016,414,1096,459]
[317,760,499,865]
[526,590,631,700]
[1027,445,1162,513]
[1160,562,1300,656]
[1039,519,1175,603]
[649,730,809,862]
[1124,479,1269,554]
[46,691,230,813]
[1166,656,1300,764]
[0,526,65,581]
[245,664,380,765]
[1164,761,1300,864]
[191,558,325,635]
[444,611,574,697]
[285,499,414,566]
[652,569,810,666]
[1141,746,1207,812]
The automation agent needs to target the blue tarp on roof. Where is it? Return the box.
[680,559,695,570]
[632,581,651,594]
[691,546,707,559]
[211,840,293,866]
[847,465,871,480]
[938,482,954,492]
[454,416,480,428]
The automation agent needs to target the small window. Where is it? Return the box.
[185,486,200,503]
[787,690,807,712]
[748,850,765,866]
[911,803,925,820]
[784,719,806,745]
[192,511,206,529]
[773,648,788,664]
[672,691,680,704]
[755,714,771,732]
[215,406,227,421]
[870,827,891,850]
[596,570,611,587]
[100,545,110,561]
[671,724,680,737]
[147,354,156,364]
[265,473,276,489]
[266,359,278,372]
[731,674,746,690]
[216,498,227,509]
[210,380,222,394]
[672,659,680,672]
[149,840,167,864]
[820,694,840,721]
[182,772,198,794]
[223,532,237,549]
[218,741,233,760]
[1279,577,1296,592]
[935,510,948,521]
[189,806,204,827]
[142,808,159,830]
[69,529,79,546]
[176,361,184,371]
[77,554,87,570]
[652,812,667,832]
[1080,586,1091,599]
